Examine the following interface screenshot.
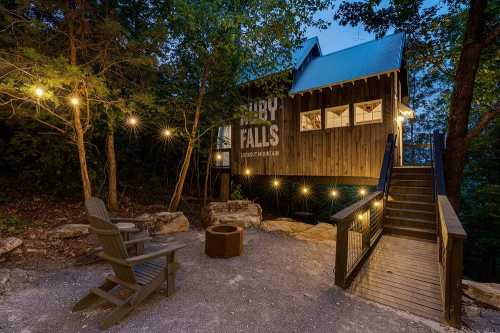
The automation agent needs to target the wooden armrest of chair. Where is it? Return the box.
[94,237,152,252]
[126,242,186,265]
[111,217,150,223]
[97,252,131,266]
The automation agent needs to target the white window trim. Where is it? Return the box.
[354,99,383,125]
[300,109,322,132]
[325,105,350,129]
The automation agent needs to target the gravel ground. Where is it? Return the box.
[0,230,465,333]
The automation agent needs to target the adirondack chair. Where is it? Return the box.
[73,198,186,329]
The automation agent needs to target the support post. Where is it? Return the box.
[220,173,230,201]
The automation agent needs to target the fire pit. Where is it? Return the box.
[205,224,243,258]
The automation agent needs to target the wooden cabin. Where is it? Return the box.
[217,33,413,186]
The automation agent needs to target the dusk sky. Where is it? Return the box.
[307,8,376,54]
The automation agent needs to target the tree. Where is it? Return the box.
[334,0,499,210]
[161,0,332,211]
[0,1,164,205]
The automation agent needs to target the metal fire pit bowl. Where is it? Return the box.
[205,224,243,258]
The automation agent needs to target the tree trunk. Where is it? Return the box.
[168,69,208,212]
[106,119,119,211]
[203,129,215,206]
[73,106,92,200]
[444,0,487,211]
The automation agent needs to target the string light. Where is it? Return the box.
[126,115,139,128]
[359,188,367,196]
[34,87,45,98]
[330,189,338,198]
[162,128,172,138]
[69,96,80,106]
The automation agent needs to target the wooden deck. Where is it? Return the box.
[349,235,443,322]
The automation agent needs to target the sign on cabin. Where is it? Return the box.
[239,97,281,158]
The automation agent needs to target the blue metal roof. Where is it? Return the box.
[241,37,321,83]
[289,33,405,94]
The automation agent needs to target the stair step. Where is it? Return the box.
[385,215,436,230]
[391,173,433,181]
[392,167,432,174]
[388,193,434,203]
[390,179,433,187]
[385,208,435,221]
[390,186,433,195]
[384,225,437,241]
[386,200,435,212]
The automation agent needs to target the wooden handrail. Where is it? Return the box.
[377,134,396,193]
[432,131,467,328]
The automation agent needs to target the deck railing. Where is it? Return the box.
[332,134,395,288]
[432,131,467,328]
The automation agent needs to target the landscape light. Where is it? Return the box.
[34,87,45,98]
[69,96,80,106]
[330,189,338,198]
[359,188,367,196]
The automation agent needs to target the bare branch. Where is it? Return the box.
[466,102,500,146]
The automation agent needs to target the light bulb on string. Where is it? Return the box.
[69,96,80,106]
[34,86,45,98]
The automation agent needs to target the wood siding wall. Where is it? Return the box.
[231,73,400,184]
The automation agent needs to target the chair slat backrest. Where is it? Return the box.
[85,197,136,284]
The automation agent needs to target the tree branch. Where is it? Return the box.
[483,24,500,48]
[465,102,500,146]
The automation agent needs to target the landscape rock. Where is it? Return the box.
[463,279,500,310]
[48,224,89,239]
[293,223,337,246]
[259,219,337,246]
[203,201,262,228]
[261,219,313,234]
[0,237,23,256]
[137,211,190,235]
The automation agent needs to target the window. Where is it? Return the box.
[325,105,350,128]
[354,99,383,125]
[300,110,321,131]
[217,125,231,149]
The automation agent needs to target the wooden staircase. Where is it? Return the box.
[385,166,437,241]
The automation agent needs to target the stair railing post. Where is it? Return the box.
[334,219,349,289]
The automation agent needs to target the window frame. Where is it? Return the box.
[299,109,322,132]
[354,99,383,125]
[325,104,350,129]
